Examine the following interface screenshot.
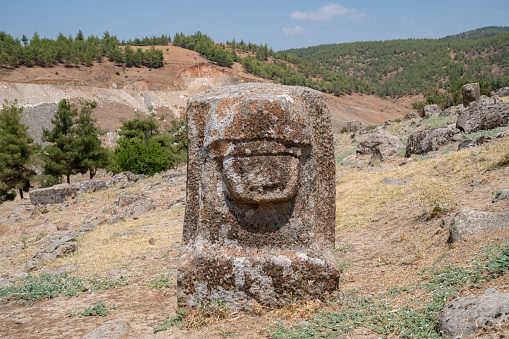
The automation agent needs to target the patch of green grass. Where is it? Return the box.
[146,273,174,289]
[154,310,187,332]
[0,272,128,305]
[268,237,509,338]
[421,114,456,130]
[70,300,114,317]
[462,127,507,140]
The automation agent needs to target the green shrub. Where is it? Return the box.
[112,137,171,176]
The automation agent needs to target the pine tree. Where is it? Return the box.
[0,101,37,200]
[41,99,79,184]
[73,103,110,179]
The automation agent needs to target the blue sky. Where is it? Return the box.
[1,0,508,51]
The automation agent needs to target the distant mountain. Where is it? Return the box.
[442,26,509,40]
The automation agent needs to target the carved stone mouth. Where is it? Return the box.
[222,153,300,204]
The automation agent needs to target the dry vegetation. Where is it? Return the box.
[1,120,509,338]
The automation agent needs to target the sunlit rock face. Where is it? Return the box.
[177,83,340,310]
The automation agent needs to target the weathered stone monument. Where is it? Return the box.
[177,83,340,310]
[462,82,480,107]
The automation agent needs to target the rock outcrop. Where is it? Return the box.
[356,128,402,161]
[114,193,155,218]
[423,104,441,118]
[106,171,138,189]
[405,125,460,157]
[71,179,107,194]
[446,207,509,243]
[29,184,77,205]
[438,288,509,338]
[456,96,509,133]
[462,82,480,107]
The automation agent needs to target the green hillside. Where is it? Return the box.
[281,32,509,97]
[442,26,509,40]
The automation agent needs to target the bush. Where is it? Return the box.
[416,180,456,217]
[112,138,171,176]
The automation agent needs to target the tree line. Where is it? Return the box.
[0,31,164,68]
[0,100,187,203]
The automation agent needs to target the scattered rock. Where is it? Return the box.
[447,207,509,243]
[29,184,77,205]
[81,319,130,339]
[54,263,79,273]
[0,277,15,289]
[108,269,130,277]
[347,120,362,132]
[356,128,402,161]
[162,170,185,180]
[106,171,138,189]
[471,179,483,186]
[438,288,509,338]
[458,139,476,150]
[456,96,509,133]
[462,82,480,107]
[80,222,96,232]
[493,189,509,203]
[440,104,465,117]
[494,87,509,97]
[406,125,459,157]
[71,179,107,194]
[56,222,70,231]
[107,216,121,224]
[402,111,419,121]
[47,232,82,252]
[423,104,441,118]
[115,193,155,218]
[148,238,155,245]
[381,177,413,186]
[53,242,78,258]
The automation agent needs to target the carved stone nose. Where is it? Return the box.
[222,154,300,204]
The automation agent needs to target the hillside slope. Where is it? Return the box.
[0,44,409,141]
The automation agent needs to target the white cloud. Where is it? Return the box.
[290,4,366,21]
[282,25,305,36]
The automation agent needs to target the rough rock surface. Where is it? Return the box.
[437,288,509,338]
[347,120,362,132]
[29,184,77,205]
[440,104,465,117]
[405,125,460,157]
[402,111,419,121]
[71,179,107,194]
[447,207,509,243]
[462,82,480,107]
[81,319,130,339]
[178,83,340,310]
[423,104,441,118]
[493,189,509,203]
[106,171,138,189]
[115,193,155,218]
[356,128,402,161]
[456,96,509,133]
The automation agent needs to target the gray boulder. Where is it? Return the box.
[29,184,77,205]
[462,82,480,107]
[347,120,362,132]
[423,104,441,118]
[438,288,509,338]
[440,104,465,117]
[493,189,509,203]
[115,193,155,218]
[81,319,130,339]
[356,128,402,161]
[447,207,509,243]
[406,125,460,157]
[71,179,107,194]
[402,111,419,121]
[106,171,138,189]
[456,96,509,133]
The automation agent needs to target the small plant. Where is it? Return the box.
[36,232,47,241]
[55,72,58,75]
[19,234,28,249]
[70,300,114,317]
[365,125,377,131]
[416,180,456,217]
[115,71,120,75]
[0,272,128,305]
[154,310,187,332]
[160,114,165,121]
[125,75,128,78]
[146,273,174,289]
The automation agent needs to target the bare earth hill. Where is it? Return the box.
[0,45,409,143]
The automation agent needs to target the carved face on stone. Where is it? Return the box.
[180,83,339,310]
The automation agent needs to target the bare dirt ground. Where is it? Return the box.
[1,130,509,338]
